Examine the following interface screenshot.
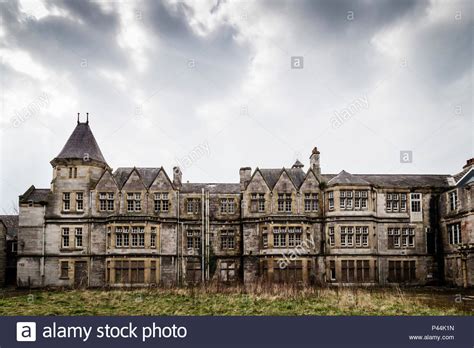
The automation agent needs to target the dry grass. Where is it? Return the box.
[0,284,472,316]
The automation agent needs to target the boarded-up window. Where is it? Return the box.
[186,259,202,283]
[273,260,303,283]
[150,261,157,284]
[130,261,145,283]
[60,261,69,279]
[388,260,416,282]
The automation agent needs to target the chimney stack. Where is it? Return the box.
[173,166,182,188]
[310,147,321,174]
[239,167,252,191]
[463,158,474,170]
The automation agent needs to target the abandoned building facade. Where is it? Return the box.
[15,119,473,288]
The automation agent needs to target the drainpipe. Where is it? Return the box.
[176,190,180,284]
[206,191,210,281]
[41,205,46,285]
[201,188,205,282]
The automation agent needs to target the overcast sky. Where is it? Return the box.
[0,0,472,213]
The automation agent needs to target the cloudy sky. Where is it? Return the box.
[0,0,472,213]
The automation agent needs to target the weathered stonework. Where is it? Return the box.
[14,121,474,288]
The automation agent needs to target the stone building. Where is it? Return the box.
[0,215,18,286]
[15,119,473,288]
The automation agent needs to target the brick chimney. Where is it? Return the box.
[463,158,474,170]
[239,167,252,191]
[310,147,321,174]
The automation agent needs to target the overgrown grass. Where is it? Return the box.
[0,284,472,316]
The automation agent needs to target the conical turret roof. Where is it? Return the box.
[51,121,107,165]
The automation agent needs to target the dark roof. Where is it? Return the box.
[19,185,50,204]
[181,183,240,194]
[0,215,19,239]
[113,167,134,188]
[259,169,282,189]
[113,167,172,189]
[52,122,107,164]
[453,167,472,183]
[286,168,306,188]
[456,168,473,187]
[323,173,451,188]
[328,170,371,186]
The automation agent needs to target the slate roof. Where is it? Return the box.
[112,167,172,189]
[52,122,107,164]
[453,167,473,183]
[19,185,50,204]
[113,167,134,188]
[181,183,240,194]
[0,215,18,239]
[322,173,451,188]
[328,170,371,186]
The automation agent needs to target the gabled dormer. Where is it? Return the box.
[119,167,147,214]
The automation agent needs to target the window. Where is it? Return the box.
[340,226,354,247]
[304,193,318,212]
[68,167,77,179]
[354,190,368,210]
[60,261,69,279]
[272,226,302,248]
[262,227,268,248]
[273,260,303,283]
[154,192,170,212]
[328,191,334,210]
[277,193,292,212]
[131,226,145,247]
[115,227,123,247]
[123,227,129,247]
[63,192,71,211]
[356,260,371,282]
[220,230,235,250]
[186,198,201,214]
[447,223,461,245]
[220,261,237,282]
[127,193,141,212]
[401,228,415,247]
[75,228,83,248]
[388,260,416,282]
[114,260,145,284]
[273,227,285,247]
[329,260,336,281]
[340,190,353,210]
[386,193,407,212]
[150,227,157,248]
[187,229,201,249]
[328,226,335,246]
[220,198,235,214]
[341,260,355,282]
[410,193,421,212]
[130,261,145,284]
[387,227,415,249]
[61,228,70,248]
[186,259,202,283]
[150,260,157,284]
[76,192,84,211]
[99,192,114,211]
[355,227,369,247]
[449,191,458,211]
